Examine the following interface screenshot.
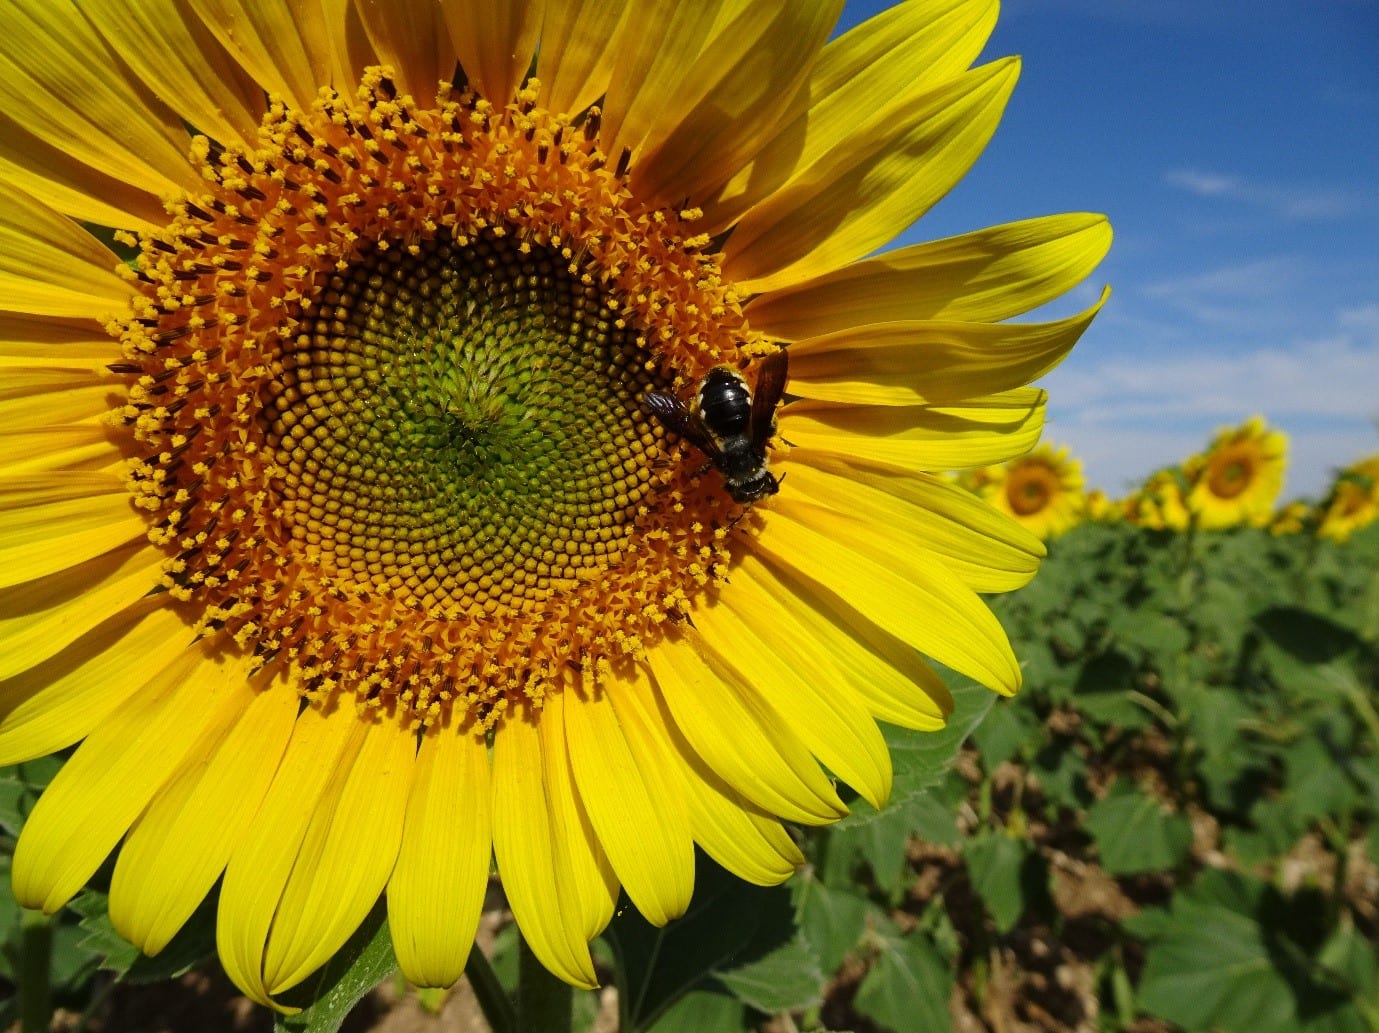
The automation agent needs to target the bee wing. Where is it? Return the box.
[749,348,789,443]
[645,391,723,461]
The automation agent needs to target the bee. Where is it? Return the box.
[645,348,788,505]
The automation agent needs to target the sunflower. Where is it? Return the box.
[1084,488,1120,524]
[0,0,1109,1008]
[1184,416,1288,530]
[1268,500,1311,536]
[972,443,1085,540]
[1316,456,1379,543]
[1124,468,1191,532]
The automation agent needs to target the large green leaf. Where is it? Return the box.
[604,853,803,1032]
[1084,783,1192,876]
[962,832,1041,934]
[793,875,874,974]
[852,924,952,1033]
[1131,870,1361,1033]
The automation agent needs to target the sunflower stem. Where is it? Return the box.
[464,942,516,1033]
[18,909,53,1033]
[516,931,573,1033]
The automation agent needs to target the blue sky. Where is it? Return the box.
[837,0,1379,498]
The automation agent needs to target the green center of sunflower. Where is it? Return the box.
[110,69,772,726]
[264,233,666,613]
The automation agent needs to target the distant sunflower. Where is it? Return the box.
[1084,488,1120,523]
[1316,456,1379,543]
[1185,416,1287,529]
[0,0,1109,1007]
[1268,500,1311,536]
[1125,469,1191,532]
[974,443,1084,540]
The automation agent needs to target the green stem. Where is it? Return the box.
[465,941,516,1033]
[516,931,573,1033]
[18,909,53,1033]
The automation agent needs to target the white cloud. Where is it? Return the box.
[1164,167,1358,220]
[1038,306,1379,498]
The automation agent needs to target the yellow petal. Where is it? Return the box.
[0,425,120,477]
[0,117,166,233]
[0,541,162,681]
[109,662,297,955]
[216,700,361,1008]
[491,701,608,989]
[735,551,952,729]
[81,0,267,150]
[747,213,1114,338]
[631,2,842,208]
[10,638,245,912]
[691,595,892,809]
[262,711,416,998]
[723,59,1019,294]
[755,499,1020,695]
[441,0,543,105]
[534,0,629,117]
[354,0,455,106]
[605,662,804,885]
[0,186,132,319]
[189,0,367,113]
[786,288,1109,406]
[645,632,847,825]
[780,387,1046,474]
[0,602,195,765]
[0,390,113,435]
[783,460,1043,593]
[599,1,726,159]
[0,478,148,590]
[565,677,694,927]
[703,0,997,233]
[388,717,492,989]
[0,0,201,200]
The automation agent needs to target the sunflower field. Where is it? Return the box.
[4,426,1377,1032]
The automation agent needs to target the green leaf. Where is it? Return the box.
[875,676,996,812]
[0,757,66,835]
[1073,651,1150,730]
[962,832,1040,934]
[1224,798,1303,868]
[1133,870,1361,1033]
[1253,607,1361,701]
[1084,783,1192,876]
[275,901,397,1033]
[605,853,798,1033]
[646,989,746,1033]
[1282,734,1359,822]
[712,936,824,1014]
[1135,889,1296,1032]
[970,699,1038,769]
[1109,609,1191,666]
[852,929,952,1033]
[794,876,873,974]
[68,887,219,986]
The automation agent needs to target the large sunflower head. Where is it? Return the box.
[1316,455,1379,543]
[972,443,1085,540]
[0,0,1109,1008]
[1184,416,1288,530]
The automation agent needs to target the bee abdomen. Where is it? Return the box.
[697,367,752,438]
